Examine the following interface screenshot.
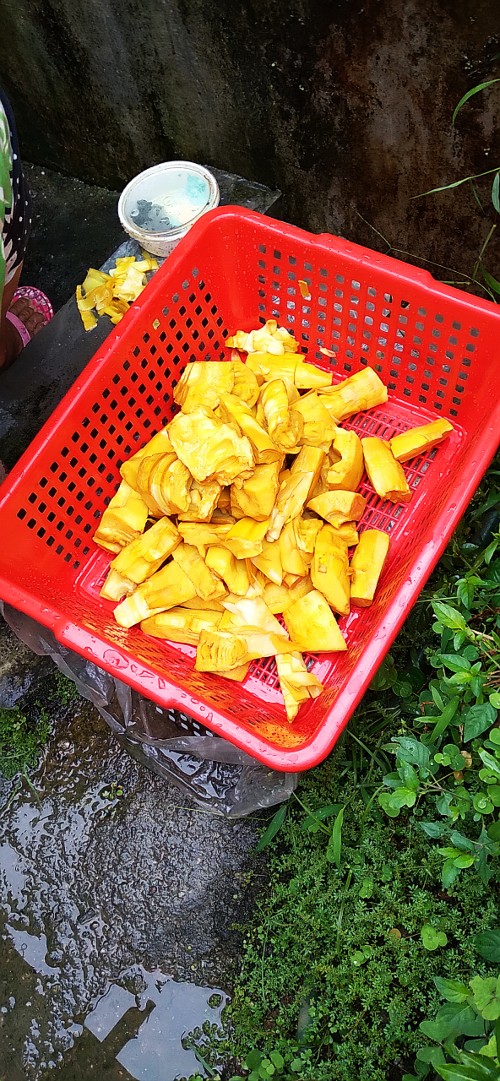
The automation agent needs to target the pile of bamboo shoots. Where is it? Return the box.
[93,319,453,721]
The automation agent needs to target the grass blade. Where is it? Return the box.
[415,166,500,199]
[492,171,500,213]
[452,78,500,125]
[256,803,287,851]
[326,805,345,868]
[481,267,500,296]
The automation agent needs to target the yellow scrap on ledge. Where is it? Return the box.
[76,253,158,330]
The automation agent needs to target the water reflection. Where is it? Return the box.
[0,705,247,1079]
[85,970,226,1080]
[2,914,226,1081]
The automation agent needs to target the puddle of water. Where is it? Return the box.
[1,929,225,1080]
[0,704,255,1078]
[85,969,226,1080]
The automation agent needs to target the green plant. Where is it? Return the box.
[229,1049,288,1081]
[53,668,80,706]
[100,780,124,801]
[186,748,498,1081]
[0,703,51,779]
[0,666,81,783]
[185,467,500,1081]
[377,520,500,889]
[405,931,500,1080]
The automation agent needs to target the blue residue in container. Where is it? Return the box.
[129,172,211,233]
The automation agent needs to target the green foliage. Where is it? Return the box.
[185,468,500,1081]
[186,751,498,1081]
[0,668,78,780]
[53,669,80,706]
[100,781,124,801]
[452,79,500,126]
[405,966,500,1081]
[377,518,500,889]
[0,704,51,779]
[421,925,448,952]
[229,1049,288,1081]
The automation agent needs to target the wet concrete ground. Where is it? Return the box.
[0,697,258,1080]
[0,165,279,1079]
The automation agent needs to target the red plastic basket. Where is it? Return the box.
[0,207,499,771]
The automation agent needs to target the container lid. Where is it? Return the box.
[119,161,219,236]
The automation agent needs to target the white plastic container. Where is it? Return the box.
[117,161,220,258]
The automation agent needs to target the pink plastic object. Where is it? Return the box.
[5,310,31,348]
[13,285,54,321]
[6,286,54,348]
[0,207,498,771]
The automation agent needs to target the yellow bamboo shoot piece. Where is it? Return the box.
[100,568,135,601]
[93,480,149,553]
[149,456,192,516]
[218,393,282,464]
[267,474,316,544]
[221,595,287,636]
[260,379,304,451]
[390,418,453,463]
[283,589,347,653]
[311,525,351,616]
[283,572,303,587]
[361,437,412,503]
[134,454,169,517]
[226,319,299,355]
[110,516,180,585]
[276,652,323,722]
[229,355,260,406]
[251,539,283,584]
[230,460,282,520]
[195,628,298,672]
[318,367,388,420]
[331,522,360,547]
[76,287,98,330]
[350,529,390,606]
[114,562,196,627]
[173,360,234,412]
[205,546,252,595]
[141,607,222,645]
[259,575,314,614]
[181,596,226,612]
[172,543,226,601]
[294,392,336,451]
[224,517,270,559]
[217,663,252,682]
[177,521,234,552]
[327,429,364,490]
[279,520,309,577]
[247,352,331,389]
[307,490,367,528]
[267,446,325,542]
[178,478,221,522]
[168,408,254,485]
[120,428,174,490]
[292,445,327,479]
[294,516,323,556]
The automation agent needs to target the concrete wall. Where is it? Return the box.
[1,0,499,274]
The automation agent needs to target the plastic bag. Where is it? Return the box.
[1,602,298,817]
